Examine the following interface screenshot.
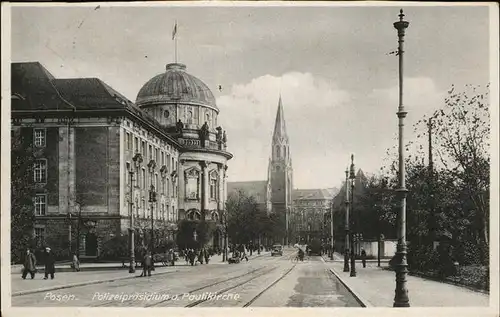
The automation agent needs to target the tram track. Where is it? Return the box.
[184,266,281,307]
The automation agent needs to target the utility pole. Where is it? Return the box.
[343,168,350,271]
[349,155,356,277]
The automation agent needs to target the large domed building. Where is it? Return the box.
[10,60,232,260]
[136,63,232,248]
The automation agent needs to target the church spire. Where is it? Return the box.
[273,94,288,142]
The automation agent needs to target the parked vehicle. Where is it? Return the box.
[271,244,283,256]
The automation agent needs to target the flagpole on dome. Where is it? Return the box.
[172,20,178,63]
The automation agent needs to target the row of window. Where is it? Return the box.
[125,162,178,197]
[33,193,177,222]
[125,132,177,171]
[134,201,177,222]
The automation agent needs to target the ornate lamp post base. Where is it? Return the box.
[393,243,410,307]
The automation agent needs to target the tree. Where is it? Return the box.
[418,84,490,264]
[11,130,36,264]
[226,190,272,247]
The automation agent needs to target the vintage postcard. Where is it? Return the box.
[1,2,498,317]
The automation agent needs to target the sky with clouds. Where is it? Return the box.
[9,4,491,189]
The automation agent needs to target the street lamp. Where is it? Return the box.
[393,8,411,307]
[148,160,157,255]
[160,165,168,237]
[129,153,143,273]
[330,200,334,260]
[343,167,350,272]
[349,154,356,277]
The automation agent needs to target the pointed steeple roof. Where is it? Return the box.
[273,95,288,141]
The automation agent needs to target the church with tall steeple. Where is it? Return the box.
[269,95,293,217]
[227,96,337,245]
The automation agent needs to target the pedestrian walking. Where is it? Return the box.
[188,249,196,266]
[43,247,55,280]
[361,248,367,268]
[22,248,37,279]
[141,250,153,277]
[204,248,210,264]
[197,249,204,264]
[71,253,80,272]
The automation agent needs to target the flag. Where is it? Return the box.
[172,22,177,40]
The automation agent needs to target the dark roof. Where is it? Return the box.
[136,63,218,110]
[11,62,72,110]
[292,188,338,201]
[53,78,129,110]
[227,181,268,204]
[11,62,179,146]
[331,169,368,210]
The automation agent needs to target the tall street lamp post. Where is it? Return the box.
[349,154,356,277]
[148,160,157,255]
[393,8,411,307]
[130,153,143,273]
[343,167,350,272]
[330,199,334,260]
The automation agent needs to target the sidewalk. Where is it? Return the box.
[11,262,133,274]
[11,265,187,296]
[11,251,270,296]
[328,260,489,307]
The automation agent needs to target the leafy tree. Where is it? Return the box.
[429,84,490,263]
[226,190,273,246]
[11,130,36,264]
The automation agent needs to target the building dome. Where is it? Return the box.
[136,63,218,111]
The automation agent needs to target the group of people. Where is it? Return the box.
[21,246,78,280]
[183,248,212,266]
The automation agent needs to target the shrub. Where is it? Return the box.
[100,235,128,260]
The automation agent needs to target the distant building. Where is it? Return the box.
[292,188,338,243]
[227,96,338,245]
[11,61,232,259]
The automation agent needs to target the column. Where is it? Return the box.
[200,161,208,217]
[223,165,228,203]
[217,163,224,210]
[58,126,70,213]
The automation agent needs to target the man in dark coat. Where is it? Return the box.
[361,248,367,268]
[43,247,55,280]
[141,250,153,277]
[188,249,196,266]
[203,248,210,264]
[22,249,37,279]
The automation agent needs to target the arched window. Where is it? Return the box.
[206,113,211,128]
[276,145,281,158]
[283,146,287,159]
[187,110,193,124]
[209,170,218,200]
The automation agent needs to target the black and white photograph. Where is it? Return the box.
[1,1,498,315]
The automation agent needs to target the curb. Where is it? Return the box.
[328,268,373,307]
[12,269,180,297]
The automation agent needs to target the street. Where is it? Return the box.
[12,249,360,307]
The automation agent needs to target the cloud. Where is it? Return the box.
[217,75,446,189]
[217,72,351,188]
